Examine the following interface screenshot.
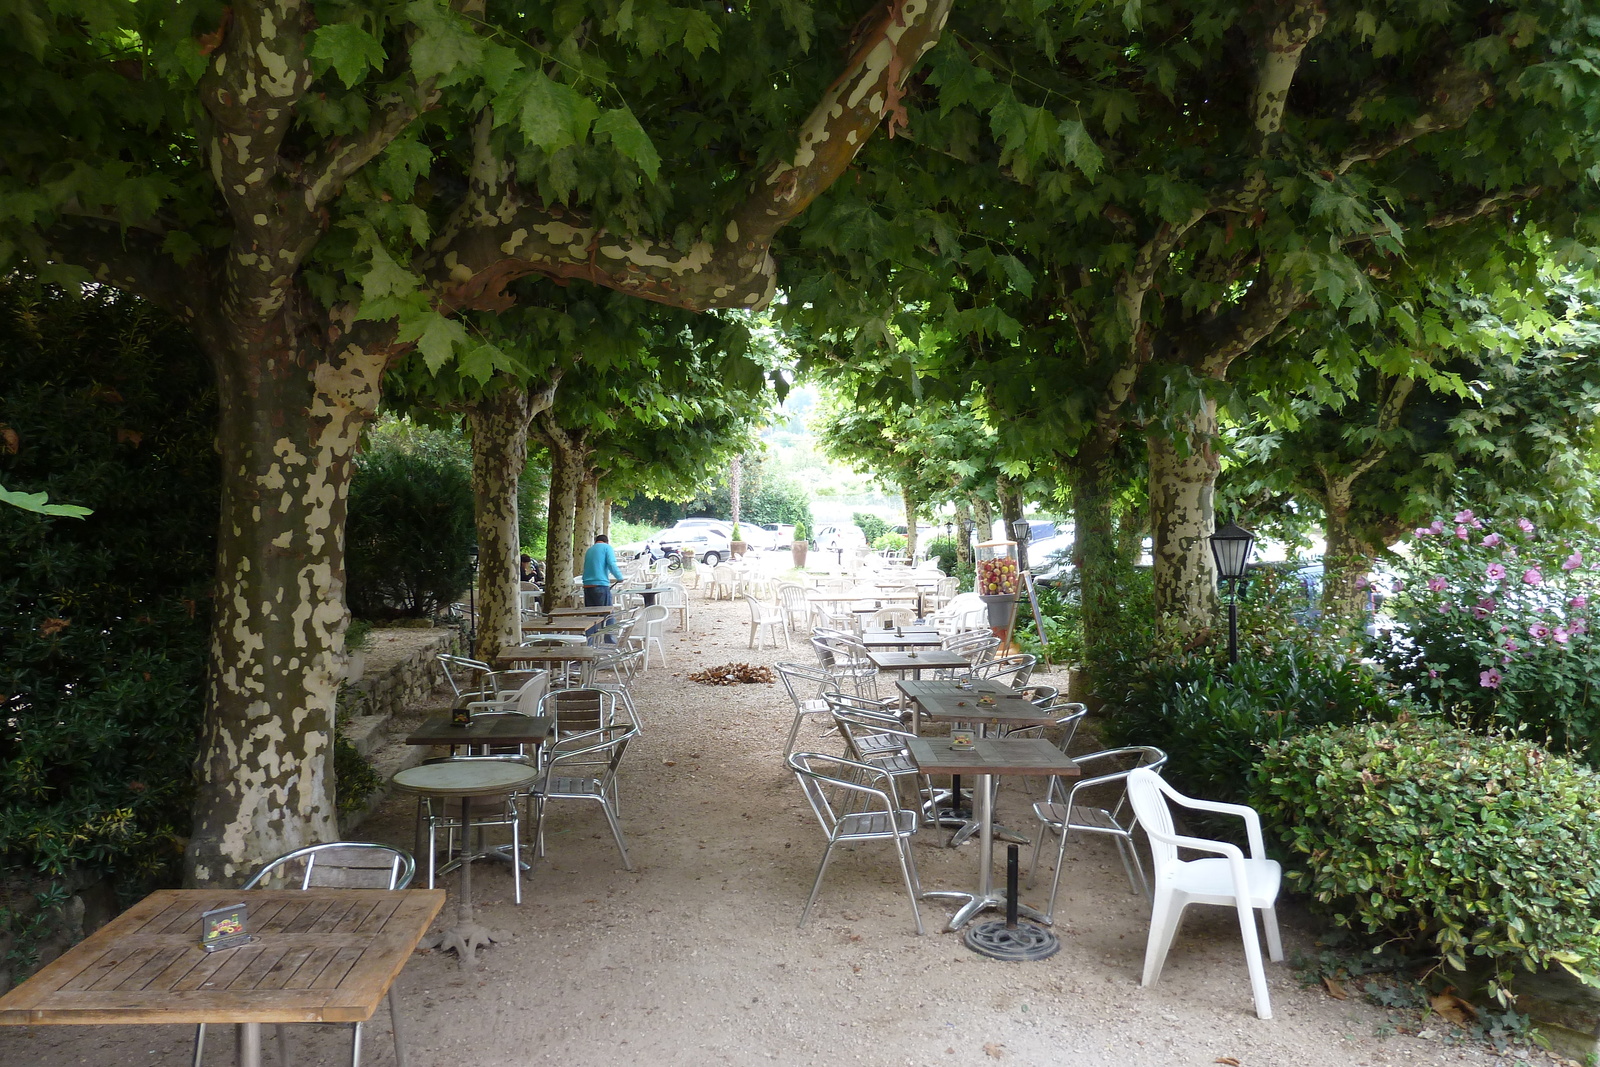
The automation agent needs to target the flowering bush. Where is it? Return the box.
[1382,510,1600,761]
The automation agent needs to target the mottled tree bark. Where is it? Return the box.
[1148,400,1220,637]
[467,388,532,660]
[902,482,918,560]
[954,499,973,567]
[1072,457,1120,673]
[973,499,994,543]
[536,414,587,605]
[729,454,743,531]
[573,468,600,564]
[997,477,1025,572]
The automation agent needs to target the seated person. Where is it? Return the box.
[519,553,544,584]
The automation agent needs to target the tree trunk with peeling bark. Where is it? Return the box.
[998,477,1025,572]
[954,500,973,567]
[902,482,918,560]
[1321,487,1387,621]
[1072,460,1120,669]
[573,468,600,564]
[1149,403,1221,638]
[538,414,588,605]
[973,499,994,543]
[467,388,536,660]
[187,305,388,887]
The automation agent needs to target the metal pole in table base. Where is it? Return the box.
[921,772,1054,932]
[963,844,1061,961]
[420,795,514,967]
[237,1022,262,1067]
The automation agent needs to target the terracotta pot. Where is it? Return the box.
[730,540,747,558]
[792,540,808,567]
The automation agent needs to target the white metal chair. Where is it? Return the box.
[745,594,790,650]
[655,581,691,632]
[630,603,670,667]
[531,724,638,870]
[786,751,924,935]
[777,581,811,636]
[1126,768,1284,1020]
[193,843,416,1067]
[1029,746,1168,920]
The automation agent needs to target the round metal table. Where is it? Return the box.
[391,760,538,965]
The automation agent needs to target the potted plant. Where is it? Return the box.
[730,523,747,558]
[791,522,809,567]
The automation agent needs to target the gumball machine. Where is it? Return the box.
[975,539,1021,644]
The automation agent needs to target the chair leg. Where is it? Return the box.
[893,833,925,936]
[510,801,523,905]
[350,1019,363,1067]
[1235,900,1273,1020]
[1043,824,1072,922]
[387,987,408,1067]
[799,842,837,927]
[1261,905,1284,962]
[1141,892,1183,987]
[600,800,633,871]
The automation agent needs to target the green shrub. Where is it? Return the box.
[872,531,906,552]
[1014,583,1083,665]
[0,280,216,886]
[924,535,957,574]
[853,511,890,543]
[346,444,474,619]
[1256,719,1600,1003]
[1102,636,1400,813]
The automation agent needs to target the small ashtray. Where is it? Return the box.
[977,696,997,707]
[907,651,918,658]
[948,728,977,750]
[201,902,252,952]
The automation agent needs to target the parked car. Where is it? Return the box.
[813,523,869,554]
[760,522,796,548]
[649,519,734,565]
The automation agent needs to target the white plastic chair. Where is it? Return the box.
[777,581,811,636]
[745,594,790,650]
[1126,768,1284,1020]
[655,581,691,632]
[631,603,670,667]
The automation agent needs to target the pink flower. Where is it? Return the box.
[1480,668,1503,688]
[1455,509,1475,523]
[1392,579,1404,593]
[1482,533,1502,548]
[1428,576,1448,592]
[1555,628,1570,644]
[1486,563,1506,580]
[1502,655,1512,665]
[1472,597,1496,620]
[1564,552,1583,571]
[1518,518,1535,534]
[1455,525,1470,540]
[1530,623,1552,641]
[1430,520,1445,535]
[1523,568,1544,586]
[1428,669,1439,679]
[1414,527,1431,537]
[1355,575,1370,589]
[1504,638,1519,652]
[1571,617,1588,634]
[1572,596,1589,610]
[1438,602,1455,614]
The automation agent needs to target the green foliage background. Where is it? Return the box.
[0,281,215,886]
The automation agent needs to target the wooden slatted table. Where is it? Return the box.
[0,888,443,1066]
[864,649,970,679]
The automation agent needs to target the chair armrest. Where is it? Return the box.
[1166,794,1269,858]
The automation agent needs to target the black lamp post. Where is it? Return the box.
[1209,522,1256,664]
[944,520,953,540]
[466,543,480,649]
[1010,519,1031,544]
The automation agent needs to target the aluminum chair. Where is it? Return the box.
[1029,746,1168,920]
[827,701,935,814]
[745,594,790,650]
[1127,768,1284,1020]
[810,634,879,698]
[588,646,645,731]
[436,653,503,701]
[193,843,416,1067]
[776,661,836,756]
[976,652,1036,688]
[787,751,924,935]
[537,687,618,744]
[531,724,638,870]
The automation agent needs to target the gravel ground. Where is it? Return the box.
[0,587,1555,1067]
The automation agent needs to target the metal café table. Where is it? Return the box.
[858,627,943,649]
[621,584,669,606]
[391,759,539,965]
[864,649,969,680]
[519,618,595,637]
[0,887,444,1067]
[495,643,606,673]
[907,737,1079,931]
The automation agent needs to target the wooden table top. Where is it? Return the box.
[404,713,553,747]
[539,607,614,618]
[520,620,594,634]
[391,760,539,798]
[907,737,1081,777]
[0,889,443,1026]
[896,679,1056,726]
[859,631,944,649]
[865,650,971,671]
[494,645,605,668]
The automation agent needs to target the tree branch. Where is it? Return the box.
[1336,60,1493,175]
[423,0,954,314]
[1190,268,1307,378]
[42,219,202,322]
[1250,0,1327,154]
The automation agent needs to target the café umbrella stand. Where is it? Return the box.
[963,845,1061,961]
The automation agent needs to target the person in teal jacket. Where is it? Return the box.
[581,534,624,607]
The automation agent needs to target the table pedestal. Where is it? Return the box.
[921,771,1051,931]
[419,795,514,966]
